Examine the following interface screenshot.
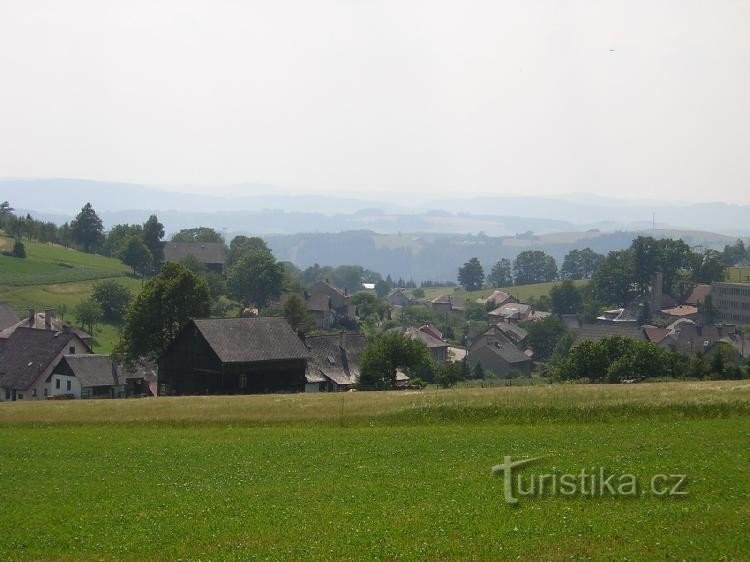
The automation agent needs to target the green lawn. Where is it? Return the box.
[421,279,589,304]
[0,382,748,560]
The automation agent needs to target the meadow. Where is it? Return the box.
[420,279,589,304]
[0,236,139,352]
[0,382,748,560]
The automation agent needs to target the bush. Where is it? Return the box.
[3,240,26,258]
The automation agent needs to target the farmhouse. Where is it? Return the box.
[308,280,356,323]
[304,332,366,392]
[163,242,226,274]
[158,317,310,395]
[387,288,411,307]
[0,308,92,345]
[404,326,449,364]
[467,327,532,377]
[0,327,91,401]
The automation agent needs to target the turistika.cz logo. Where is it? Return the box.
[492,456,688,505]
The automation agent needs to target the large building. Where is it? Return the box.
[713,282,750,325]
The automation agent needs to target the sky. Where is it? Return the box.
[0,1,749,203]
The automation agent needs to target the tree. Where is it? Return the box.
[70,203,104,253]
[10,240,26,258]
[560,248,604,280]
[228,235,270,267]
[549,280,584,315]
[331,265,368,294]
[116,263,211,363]
[472,361,485,380]
[522,316,568,362]
[723,239,746,266]
[351,292,389,320]
[227,250,284,309]
[92,280,132,322]
[74,298,103,335]
[464,301,488,321]
[591,250,635,306]
[283,294,315,335]
[693,249,725,284]
[359,331,430,389]
[171,227,223,243]
[436,361,465,388]
[119,236,153,276]
[458,258,485,291]
[488,258,513,287]
[103,224,143,257]
[513,251,557,285]
[142,215,165,267]
[374,279,390,298]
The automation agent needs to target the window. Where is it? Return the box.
[69,346,75,354]
[239,374,247,389]
[4,389,9,400]
[32,388,37,397]
[66,380,71,391]
[17,393,23,400]
[55,378,61,389]
[44,388,48,397]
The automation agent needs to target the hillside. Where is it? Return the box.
[0,235,140,352]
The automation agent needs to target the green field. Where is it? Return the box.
[0,382,748,560]
[0,235,139,353]
[421,280,589,304]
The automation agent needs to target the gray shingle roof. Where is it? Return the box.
[305,333,367,386]
[192,318,310,363]
[57,355,119,387]
[164,242,226,265]
[574,323,645,343]
[404,327,448,349]
[476,339,531,365]
[0,328,82,390]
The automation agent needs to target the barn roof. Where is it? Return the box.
[192,318,310,364]
[57,355,119,387]
[0,328,83,390]
[163,242,226,265]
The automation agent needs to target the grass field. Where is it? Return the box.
[0,235,140,353]
[421,280,589,304]
[0,382,748,560]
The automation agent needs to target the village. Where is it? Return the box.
[2,205,749,401]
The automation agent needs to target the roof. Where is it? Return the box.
[311,280,348,299]
[685,284,711,306]
[0,328,82,390]
[404,327,448,349]
[574,323,645,344]
[0,311,91,341]
[495,322,528,343]
[477,290,514,306]
[0,303,19,331]
[306,293,331,312]
[305,333,367,386]
[472,338,531,365]
[643,326,670,344]
[419,324,443,341]
[560,314,582,330]
[163,242,226,265]
[58,355,118,387]
[488,303,531,319]
[661,305,699,318]
[191,318,310,364]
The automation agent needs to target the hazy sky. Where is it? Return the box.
[1,1,748,203]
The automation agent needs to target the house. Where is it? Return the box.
[163,242,226,274]
[643,325,671,347]
[573,323,646,344]
[494,322,528,349]
[662,320,747,358]
[404,326,449,364]
[0,327,91,401]
[306,293,335,329]
[597,308,638,323]
[53,355,124,399]
[419,324,443,341]
[660,305,700,322]
[712,282,750,325]
[0,303,19,331]
[430,295,464,318]
[488,302,532,322]
[304,332,367,392]
[308,280,356,322]
[476,290,516,308]
[685,284,711,307]
[467,327,532,377]
[158,317,310,395]
[387,288,411,307]
[0,308,92,346]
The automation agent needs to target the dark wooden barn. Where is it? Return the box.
[158,317,310,395]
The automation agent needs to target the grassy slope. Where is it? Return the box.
[0,235,140,353]
[0,383,748,560]
[421,279,589,304]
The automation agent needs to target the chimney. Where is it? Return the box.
[44,309,55,330]
[27,309,35,327]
